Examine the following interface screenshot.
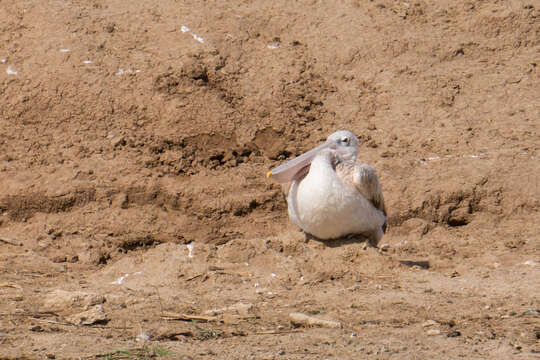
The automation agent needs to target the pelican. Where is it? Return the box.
[267,130,387,246]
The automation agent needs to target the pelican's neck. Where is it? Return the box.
[309,149,337,174]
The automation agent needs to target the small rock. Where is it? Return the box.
[447,330,461,337]
[66,305,108,325]
[111,193,129,209]
[104,23,115,33]
[110,135,125,147]
[426,329,441,336]
[51,255,67,263]
[84,295,106,310]
[521,309,539,316]
[40,290,103,313]
[153,325,193,341]
[422,320,438,327]
[78,248,108,265]
[289,312,341,329]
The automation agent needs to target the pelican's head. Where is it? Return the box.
[326,130,359,162]
[266,130,359,183]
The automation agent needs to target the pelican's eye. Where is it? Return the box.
[341,136,350,145]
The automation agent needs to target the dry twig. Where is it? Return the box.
[249,329,304,335]
[0,282,22,289]
[161,311,219,322]
[0,235,21,246]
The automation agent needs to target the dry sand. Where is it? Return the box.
[0,0,538,358]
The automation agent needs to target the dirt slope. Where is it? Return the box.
[0,0,538,358]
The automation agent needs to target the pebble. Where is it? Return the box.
[66,304,108,325]
[422,319,438,327]
[426,329,441,336]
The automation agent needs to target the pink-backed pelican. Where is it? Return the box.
[267,130,387,246]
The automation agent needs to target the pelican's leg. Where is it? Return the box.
[367,227,384,248]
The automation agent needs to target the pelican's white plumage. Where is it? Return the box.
[267,130,387,245]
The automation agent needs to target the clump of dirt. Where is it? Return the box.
[0,0,538,358]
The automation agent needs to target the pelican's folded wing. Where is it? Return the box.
[337,162,387,231]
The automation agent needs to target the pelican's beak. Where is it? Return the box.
[266,141,333,183]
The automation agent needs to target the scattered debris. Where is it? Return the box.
[115,68,141,76]
[418,153,487,164]
[83,60,93,64]
[6,66,17,75]
[289,312,342,329]
[111,274,129,285]
[523,260,539,266]
[192,34,204,43]
[186,243,194,258]
[60,48,70,53]
[180,25,204,43]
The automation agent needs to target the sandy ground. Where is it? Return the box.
[0,0,539,358]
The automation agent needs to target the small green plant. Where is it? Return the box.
[191,320,223,339]
[150,345,171,357]
[101,349,137,360]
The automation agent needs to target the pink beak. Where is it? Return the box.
[266,141,334,183]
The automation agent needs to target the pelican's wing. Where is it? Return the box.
[337,161,387,224]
